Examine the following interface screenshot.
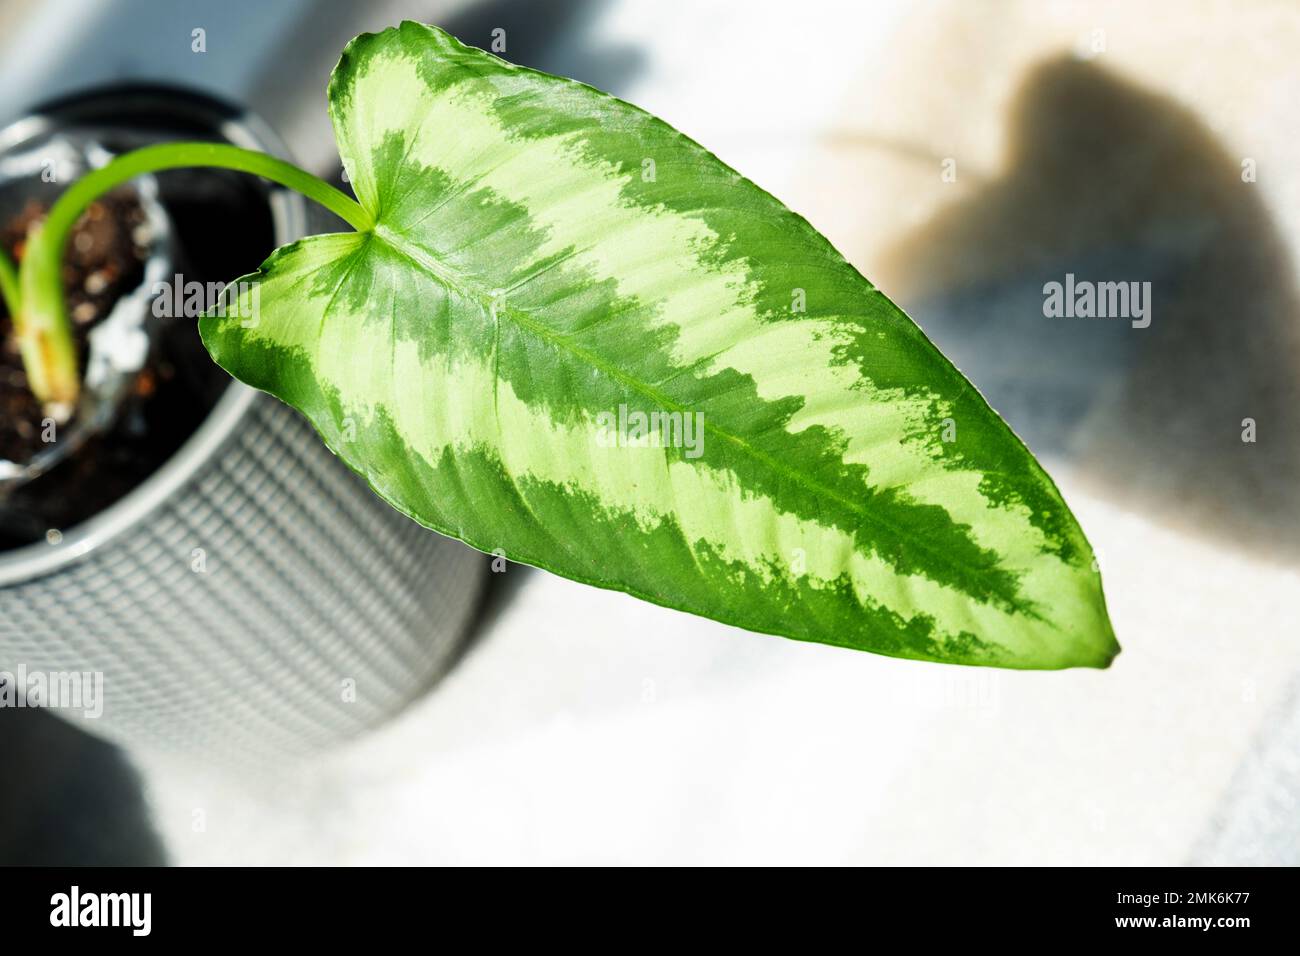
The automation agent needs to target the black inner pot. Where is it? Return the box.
[0,88,280,550]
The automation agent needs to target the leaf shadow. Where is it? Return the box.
[876,56,1300,566]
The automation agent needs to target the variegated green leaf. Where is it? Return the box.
[200,21,1118,669]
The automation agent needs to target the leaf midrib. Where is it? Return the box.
[367,223,1021,611]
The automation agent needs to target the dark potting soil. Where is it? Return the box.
[0,192,150,465]
[0,169,276,551]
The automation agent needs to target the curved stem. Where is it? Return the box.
[17,142,370,405]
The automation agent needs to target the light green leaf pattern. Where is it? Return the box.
[200,21,1118,669]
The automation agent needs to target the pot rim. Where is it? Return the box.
[0,84,308,586]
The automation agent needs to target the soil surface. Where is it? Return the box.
[0,192,149,464]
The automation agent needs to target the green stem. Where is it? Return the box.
[0,245,18,319]
[16,142,371,405]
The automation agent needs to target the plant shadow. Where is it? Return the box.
[876,56,1300,566]
[0,705,167,865]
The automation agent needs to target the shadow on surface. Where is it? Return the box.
[879,56,1300,565]
[0,705,166,865]
[458,558,534,662]
[437,0,644,93]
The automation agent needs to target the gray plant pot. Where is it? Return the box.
[0,87,487,760]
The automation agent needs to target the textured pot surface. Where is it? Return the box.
[0,88,487,759]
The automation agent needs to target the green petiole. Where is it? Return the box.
[0,245,18,320]
[11,142,370,406]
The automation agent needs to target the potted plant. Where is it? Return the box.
[1,22,1118,753]
[0,86,486,758]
